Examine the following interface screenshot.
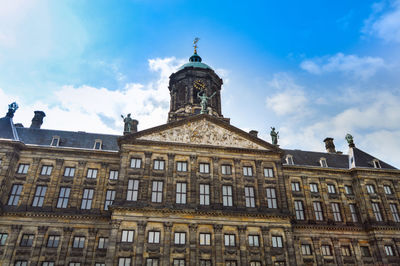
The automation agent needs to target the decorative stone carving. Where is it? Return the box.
[213,224,223,232]
[164,222,173,231]
[237,225,247,233]
[56,159,64,167]
[63,227,74,233]
[11,224,22,232]
[38,226,49,234]
[138,221,147,230]
[111,220,122,230]
[137,118,268,150]
[89,228,99,236]
[189,223,198,232]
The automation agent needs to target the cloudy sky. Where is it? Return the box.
[1,0,400,167]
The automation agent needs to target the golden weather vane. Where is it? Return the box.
[193,37,200,53]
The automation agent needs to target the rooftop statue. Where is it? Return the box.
[121,113,134,133]
[6,102,18,118]
[197,91,216,114]
[345,133,354,146]
[270,127,279,145]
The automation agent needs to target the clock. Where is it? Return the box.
[193,79,206,91]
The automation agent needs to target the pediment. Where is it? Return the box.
[132,116,274,151]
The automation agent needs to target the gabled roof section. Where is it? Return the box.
[0,116,19,140]
[282,149,349,169]
[119,114,280,152]
[352,147,396,170]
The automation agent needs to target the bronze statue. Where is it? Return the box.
[345,133,354,146]
[270,127,279,145]
[6,102,18,118]
[121,113,133,133]
[197,91,216,114]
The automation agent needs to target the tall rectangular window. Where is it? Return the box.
[344,185,353,195]
[301,244,312,255]
[384,245,394,256]
[199,233,211,246]
[174,232,186,245]
[7,184,23,206]
[104,190,115,210]
[264,167,274,177]
[64,167,75,177]
[341,246,351,256]
[177,161,187,172]
[127,179,139,201]
[32,185,47,207]
[0,233,8,246]
[153,160,165,170]
[245,186,255,208]
[310,183,319,193]
[349,204,359,222]
[118,258,131,266]
[151,181,163,203]
[243,166,253,176]
[17,164,29,174]
[366,185,375,194]
[360,246,371,257]
[327,184,336,194]
[199,260,212,266]
[313,202,324,221]
[372,202,383,221]
[109,170,119,180]
[224,234,235,247]
[148,231,160,244]
[390,203,400,222]
[47,235,60,248]
[20,234,34,247]
[291,182,300,192]
[69,263,81,266]
[42,262,55,266]
[121,230,134,243]
[40,165,53,176]
[81,188,94,210]
[331,203,342,222]
[199,184,210,205]
[199,163,210,174]
[225,261,237,266]
[98,237,108,249]
[248,235,260,247]
[294,200,305,220]
[176,182,187,204]
[57,187,70,208]
[86,168,98,179]
[146,259,159,266]
[250,262,261,266]
[14,261,28,266]
[384,185,393,195]
[130,158,141,168]
[321,245,332,256]
[72,236,85,248]
[272,236,283,248]
[221,165,232,175]
[173,259,185,266]
[222,185,233,207]
[266,187,277,208]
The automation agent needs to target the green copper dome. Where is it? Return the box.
[178,52,213,71]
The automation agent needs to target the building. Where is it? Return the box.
[0,47,400,266]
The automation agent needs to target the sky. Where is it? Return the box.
[1,0,400,167]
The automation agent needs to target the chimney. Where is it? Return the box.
[249,130,258,137]
[323,137,336,153]
[30,111,46,129]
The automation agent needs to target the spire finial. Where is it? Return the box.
[193,37,200,54]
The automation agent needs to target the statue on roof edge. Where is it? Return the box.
[121,113,133,134]
[6,102,18,118]
[270,127,279,145]
[345,133,354,146]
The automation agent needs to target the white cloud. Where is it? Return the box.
[300,53,386,79]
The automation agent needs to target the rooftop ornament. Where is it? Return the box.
[6,102,18,118]
[345,133,355,147]
[270,127,279,145]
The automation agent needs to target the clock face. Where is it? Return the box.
[193,79,206,91]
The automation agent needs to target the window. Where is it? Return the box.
[341,246,351,256]
[225,261,237,266]
[69,263,81,266]
[32,185,47,207]
[373,159,381,169]
[86,168,98,179]
[42,262,55,266]
[73,236,85,248]
[321,245,332,256]
[130,158,141,168]
[294,200,305,220]
[372,202,383,221]
[243,166,253,176]
[199,260,212,266]
[221,164,232,175]
[173,259,185,266]
[109,170,119,180]
[153,160,165,170]
[250,262,261,266]
[248,235,260,247]
[98,237,108,249]
[177,161,187,172]
[301,244,312,255]
[14,261,28,266]
[266,187,277,208]
[199,233,211,246]
[349,204,359,222]
[93,139,102,150]
[95,264,105,266]
[222,185,233,207]
[310,183,319,193]
[148,231,160,244]
[151,181,163,203]
[64,167,75,177]
[327,184,336,194]
[331,203,342,222]
[313,202,324,221]
[344,185,353,195]
[146,259,159,266]
[291,182,300,192]
[7,184,23,206]
[176,182,187,204]
[40,165,53,176]
[320,158,327,167]
[390,203,400,222]
[57,187,70,208]
[384,185,393,195]
[17,164,29,174]
[384,245,394,256]
[118,258,131,266]
[199,184,210,205]
[264,167,274,177]
[199,163,210,174]
[104,190,116,210]
[50,136,60,147]
[366,184,375,194]
[286,155,294,165]
[360,246,371,257]
[20,234,34,247]
[127,179,139,201]
[245,186,255,208]
[0,233,8,245]
[121,230,134,243]
[224,234,235,246]
[47,235,60,248]
[174,232,186,245]
[81,188,94,210]
[272,236,283,248]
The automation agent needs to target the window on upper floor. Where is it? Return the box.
[93,139,102,150]
[148,231,160,244]
[248,235,260,247]
[42,262,55,266]
[243,166,253,177]
[199,233,211,246]
[341,246,351,256]
[14,261,28,266]
[0,233,8,246]
[69,263,81,266]
[151,181,163,203]
[8,184,23,206]
[50,136,60,147]
[173,259,185,266]
[245,186,256,208]
[389,203,400,222]
[177,161,187,172]
[221,164,232,175]
[384,245,394,256]
[250,262,261,266]
[313,202,324,221]
[366,184,375,194]
[331,203,342,222]
[271,236,283,248]
[130,158,141,169]
[127,179,139,201]
[319,158,328,167]
[32,185,47,207]
[109,170,119,180]
[371,202,383,222]
[349,204,359,223]
[118,258,131,266]
[121,230,134,243]
[360,246,371,257]
[224,234,236,247]
[47,235,60,248]
[373,159,381,169]
[95,263,105,266]
[286,155,294,165]
[146,258,159,266]
[64,167,75,177]
[321,245,332,256]
[225,261,237,266]
[81,189,94,210]
[310,183,319,193]
[57,187,70,208]
[17,163,29,174]
[199,163,210,174]
[384,185,393,195]
[86,168,98,179]
[291,182,301,192]
[104,190,115,210]
[40,165,53,176]
[264,167,274,178]
[222,185,233,207]
[98,237,108,249]
[199,260,212,266]
[327,184,336,194]
[266,187,277,209]
[20,234,34,247]
[301,244,312,255]
[344,185,353,195]
[199,184,210,205]
[72,236,85,248]
[174,232,186,245]
[176,182,187,204]
[294,200,305,220]
[153,159,165,170]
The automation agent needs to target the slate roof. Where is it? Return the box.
[0,116,18,140]
[283,149,349,169]
[352,147,396,170]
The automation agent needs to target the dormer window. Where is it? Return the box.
[373,159,381,169]
[50,136,60,147]
[286,155,294,165]
[93,139,102,150]
[319,158,327,168]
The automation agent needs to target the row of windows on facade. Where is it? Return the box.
[284,155,382,169]
[7,182,279,209]
[291,181,395,196]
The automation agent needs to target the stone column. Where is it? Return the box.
[162,222,173,266]
[351,239,362,265]
[255,160,267,208]
[237,225,248,266]
[284,228,296,266]
[233,159,243,208]
[32,226,48,264]
[59,227,74,265]
[3,224,22,265]
[189,223,198,265]
[166,153,175,207]
[84,228,98,264]
[106,220,121,265]
[212,157,220,207]
[189,155,198,206]
[213,224,224,266]
[311,237,322,265]
[134,221,147,266]
[331,237,343,265]
[142,152,152,203]
[261,227,272,266]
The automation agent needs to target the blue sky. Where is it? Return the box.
[1,0,400,167]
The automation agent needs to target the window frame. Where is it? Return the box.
[199,184,210,206]
[127,179,139,201]
[243,166,253,177]
[199,233,211,246]
[121,230,135,243]
[301,244,312,255]
[313,202,324,221]
[17,164,29,174]
[366,184,375,194]
[174,232,186,245]
[63,167,75,177]
[72,236,85,249]
[153,159,165,170]
[349,203,359,222]
[7,184,23,206]
[222,185,233,207]
[148,231,161,244]
[86,168,98,179]
[271,236,283,248]
[151,181,163,203]
[47,235,60,248]
[389,203,400,222]
[309,183,319,193]
[40,165,53,176]
[0,233,8,246]
[264,167,274,178]
[20,234,35,247]
[32,185,47,207]
[344,185,353,195]
[321,245,332,256]
[130,158,142,169]
[384,185,393,195]
[109,170,119,180]
[244,186,256,208]
[199,163,210,174]
[104,190,116,210]
[176,182,187,204]
[56,187,71,208]
[266,187,277,209]
[294,200,305,220]
[98,237,108,249]
[50,136,60,147]
[224,234,236,247]
[221,164,232,175]
[291,182,300,192]
[372,202,383,221]
[331,202,342,222]
[248,235,260,247]
[384,245,394,256]
[81,188,94,210]
[327,184,336,194]
[176,161,188,172]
